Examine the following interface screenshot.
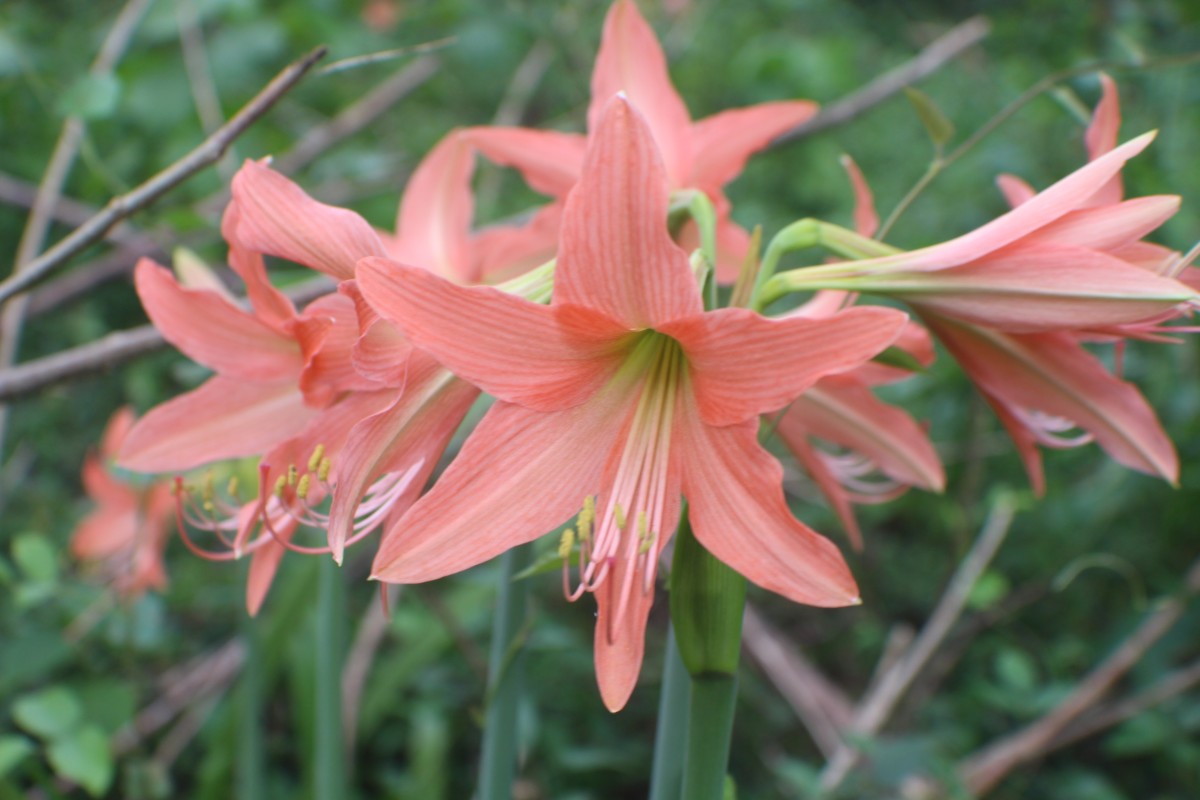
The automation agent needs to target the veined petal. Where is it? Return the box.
[371,392,630,583]
[840,154,880,238]
[996,173,1037,208]
[592,536,666,712]
[220,209,297,332]
[688,101,818,191]
[245,500,299,616]
[779,431,864,549]
[135,259,303,379]
[1021,195,1179,252]
[924,315,1178,482]
[118,376,317,474]
[470,202,563,284]
[780,380,945,492]
[881,245,1196,332]
[678,405,859,607]
[358,257,628,410]
[292,294,384,406]
[663,305,906,426]
[588,0,692,184]
[1086,74,1121,160]
[465,126,586,198]
[555,97,703,328]
[229,159,387,280]
[392,130,475,282]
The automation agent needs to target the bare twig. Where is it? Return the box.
[274,54,441,176]
[0,275,334,402]
[25,240,168,315]
[819,495,1018,791]
[0,171,142,243]
[772,16,991,146]
[177,0,231,185]
[742,604,855,758]
[342,588,400,757]
[0,46,328,307]
[957,555,1200,795]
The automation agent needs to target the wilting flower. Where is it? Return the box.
[466,0,817,282]
[73,408,173,598]
[357,97,905,710]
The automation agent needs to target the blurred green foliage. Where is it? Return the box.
[2,0,1199,798]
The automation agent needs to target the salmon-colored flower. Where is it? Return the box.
[466,0,816,282]
[357,97,905,711]
[73,408,174,598]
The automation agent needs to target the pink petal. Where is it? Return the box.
[555,97,703,329]
[220,207,298,332]
[245,501,299,616]
[228,159,386,280]
[663,305,906,426]
[592,543,663,711]
[118,376,317,474]
[781,380,945,492]
[688,101,818,192]
[924,316,1178,482]
[465,126,586,198]
[357,257,628,411]
[72,506,138,558]
[588,0,693,185]
[840,154,879,238]
[371,392,630,583]
[996,174,1036,208]
[470,202,563,284]
[1086,74,1122,161]
[678,405,859,607]
[1022,195,1179,252]
[777,431,864,550]
[326,363,479,562]
[135,259,303,380]
[291,293,384,407]
[391,130,475,281]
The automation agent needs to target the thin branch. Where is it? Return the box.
[0,276,334,402]
[819,495,1018,792]
[0,171,142,242]
[0,46,328,307]
[742,604,855,759]
[957,555,1200,795]
[771,16,991,146]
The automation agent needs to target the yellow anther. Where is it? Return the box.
[307,444,326,473]
[318,457,332,482]
[637,512,653,554]
[202,471,215,503]
[577,495,596,542]
[273,475,287,497]
[558,528,576,560]
[296,474,311,500]
[615,503,627,530]
[203,498,216,514]
[287,464,298,486]
[226,476,240,500]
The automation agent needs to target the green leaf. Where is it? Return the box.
[903,86,955,148]
[57,72,122,120]
[12,533,57,583]
[0,735,35,779]
[966,571,1010,610]
[46,725,114,797]
[994,647,1038,692]
[12,687,82,740]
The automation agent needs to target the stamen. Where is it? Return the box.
[307,444,326,473]
[286,464,298,487]
[273,475,286,497]
[318,457,332,482]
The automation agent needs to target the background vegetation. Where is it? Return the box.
[1,0,1199,797]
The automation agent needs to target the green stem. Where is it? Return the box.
[648,624,690,800]
[681,675,739,800]
[314,558,345,800]
[478,543,533,800]
[236,581,265,800]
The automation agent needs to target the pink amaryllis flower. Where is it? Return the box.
[73,407,174,598]
[769,133,1197,332]
[465,0,817,283]
[356,97,906,711]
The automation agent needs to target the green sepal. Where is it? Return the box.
[669,506,746,677]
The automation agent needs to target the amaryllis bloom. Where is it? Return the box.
[356,97,906,711]
[466,0,817,282]
[768,133,1197,332]
[73,408,173,598]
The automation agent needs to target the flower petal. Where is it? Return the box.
[118,376,317,474]
[678,407,860,607]
[465,126,586,198]
[588,0,693,184]
[391,130,475,281]
[688,101,818,191]
[135,259,303,379]
[1021,195,1179,252]
[371,393,629,583]
[228,159,387,280]
[357,257,628,410]
[470,202,563,284]
[663,305,906,426]
[555,97,703,328]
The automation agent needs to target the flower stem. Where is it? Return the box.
[648,623,690,800]
[314,557,346,800]
[478,543,533,800]
[681,674,739,800]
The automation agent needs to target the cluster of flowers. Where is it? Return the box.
[76,2,1198,710]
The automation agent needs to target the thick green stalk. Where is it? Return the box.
[478,543,533,800]
[648,624,690,800]
[236,578,265,800]
[314,558,346,800]
[669,507,746,800]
